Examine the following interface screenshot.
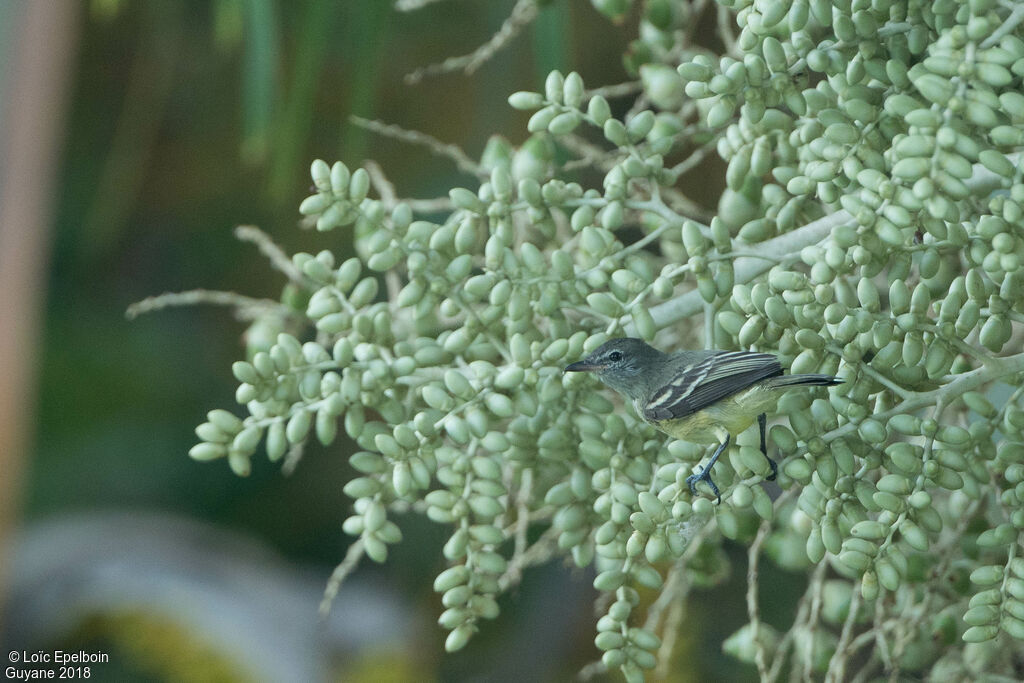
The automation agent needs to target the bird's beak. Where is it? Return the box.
[564,359,603,373]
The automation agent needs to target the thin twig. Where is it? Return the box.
[350,115,483,177]
[826,343,911,399]
[498,525,561,591]
[652,565,688,679]
[363,160,398,207]
[403,197,457,213]
[361,164,405,301]
[981,2,1024,47]
[319,538,366,617]
[395,0,447,11]
[125,289,287,320]
[825,585,862,683]
[644,518,717,630]
[746,519,772,682]
[716,4,739,57]
[234,224,308,286]
[803,562,828,682]
[281,441,306,475]
[404,0,539,83]
[584,81,643,100]
[669,140,718,176]
[821,353,1024,444]
[512,468,534,560]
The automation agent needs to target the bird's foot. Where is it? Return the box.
[757,413,776,482]
[686,466,721,505]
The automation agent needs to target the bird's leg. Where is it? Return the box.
[686,435,729,504]
[759,412,778,481]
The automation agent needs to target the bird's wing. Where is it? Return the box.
[642,351,782,421]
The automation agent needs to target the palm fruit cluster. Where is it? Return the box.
[185,0,1024,679]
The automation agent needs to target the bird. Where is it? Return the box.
[564,337,843,502]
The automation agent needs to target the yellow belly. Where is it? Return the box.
[642,386,781,443]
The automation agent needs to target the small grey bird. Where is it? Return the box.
[564,338,842,502]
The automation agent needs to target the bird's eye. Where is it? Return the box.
[608,351,622,362]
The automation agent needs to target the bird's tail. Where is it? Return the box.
[766,374,843,388]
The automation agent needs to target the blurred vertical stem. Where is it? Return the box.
[80,1,182,262]
[268,0,340,205]
[338,3,390,164]
[0,0,79,609]
[240,0,279,165]
[532,0,570,84]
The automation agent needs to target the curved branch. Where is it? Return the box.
[636,152,1023,334]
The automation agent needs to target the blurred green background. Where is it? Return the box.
[2,1,769,681]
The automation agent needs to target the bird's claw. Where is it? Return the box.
[758,414,778,482]
[686,467,721,505]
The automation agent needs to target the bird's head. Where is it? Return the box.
[564,337,662,400]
